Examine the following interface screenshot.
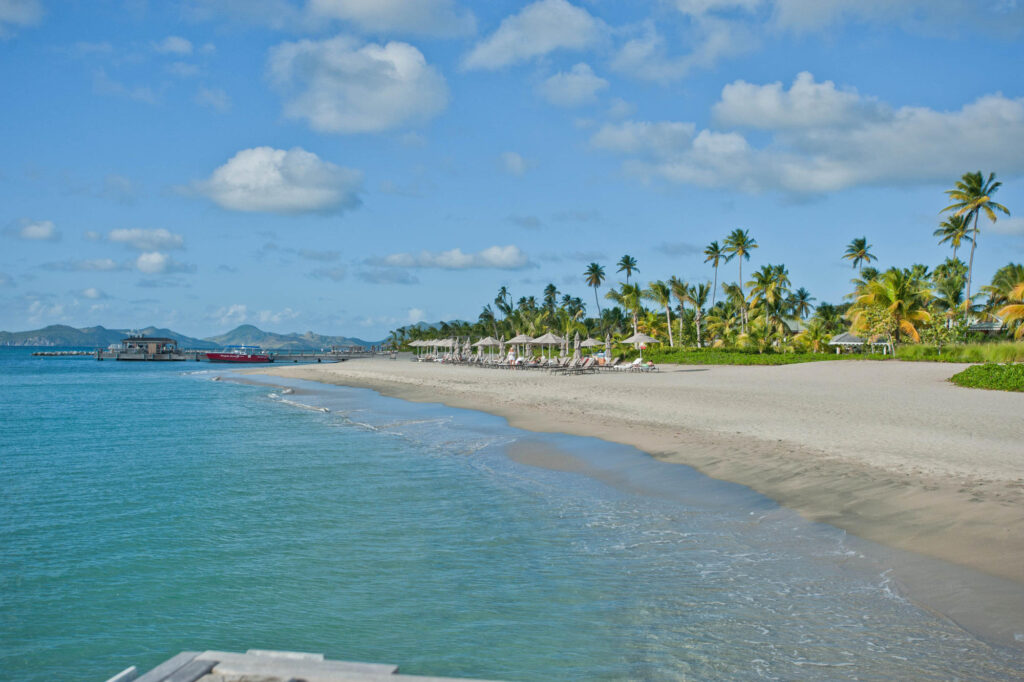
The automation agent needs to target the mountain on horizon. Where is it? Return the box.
[0,324,219,349]
[205,324,380,350]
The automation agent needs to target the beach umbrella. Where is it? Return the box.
[620,332,658,361]
[532,332,564,360]
[573,331,581,361]
[507,333,533,359]
[498,335,506,359]
[605,333,612,360]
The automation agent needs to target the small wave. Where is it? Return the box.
[278,398,329,413]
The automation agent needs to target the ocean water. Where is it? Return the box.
[1,348,1022,681]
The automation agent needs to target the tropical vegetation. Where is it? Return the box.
[388,171,1020,365]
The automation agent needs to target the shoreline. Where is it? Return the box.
[251,358,1024,588]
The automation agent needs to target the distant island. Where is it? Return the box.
[0,324,382,350]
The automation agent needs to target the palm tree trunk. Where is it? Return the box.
[593,286,603,318]
[695,311,702,347]
[965,211,979,322]
[712,266,718,308]
[665,305,674,346]
[738,260,746,332]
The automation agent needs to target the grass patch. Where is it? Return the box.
[639,348,888,366]
[949,363,1024,392]
[896,341,1024,363]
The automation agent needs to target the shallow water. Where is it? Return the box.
[1,349,1021,680]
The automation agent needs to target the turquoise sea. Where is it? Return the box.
[1,348,1022,680]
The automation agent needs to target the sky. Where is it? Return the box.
[1,0,1023,340]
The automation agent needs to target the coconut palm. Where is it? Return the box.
[843,237,876,269]
[795,318,831,353]
[943,171,1011,313]
[584,262,605,318]
[788,287,816,319]
[617,254,638,285]
[543,283,559,312]
[934,214,973,261]
[850,268,932,344]
[668,276,689,345]
[723,229,758,330]
[643,280,675,347]
[606,282,643,337]
[981,263,1024,314]
[687,282,711,348]
[703,240,732,309]
[997,282,1024,339]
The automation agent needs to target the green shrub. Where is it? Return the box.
[949,363,1024,392]
[895,341,1024,363]
[640,348,888,366]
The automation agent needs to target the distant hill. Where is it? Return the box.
[205,324,380,350]
[0,324,218,349]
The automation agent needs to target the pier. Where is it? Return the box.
[104,649,496,682]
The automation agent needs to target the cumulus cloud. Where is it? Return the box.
[358,268,420,285]
[307,0,475,37]
[500,151,531,176]
[109,228,185,251]
[153,35,193,55]
[612,18,755,82]
[538,63,608,107]
[257,307,300,324]
[135,252,195,275]
[190,146,363,214]
[9,219,59,241]
[368,245,532,270]
[267,35,448,134]
[81,287,108,299]
[463,0,605,70]
[0,0,43,38]
[212,303,248,326]
[591,73,1024,194]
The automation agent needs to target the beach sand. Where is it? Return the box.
[254,358,1024,586]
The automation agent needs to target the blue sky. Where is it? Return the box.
[1,0,1022,339]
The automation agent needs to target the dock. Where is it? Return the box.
[104,649,498,682]
[93,348,376,363]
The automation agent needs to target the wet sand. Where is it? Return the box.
[253,358,1024,586]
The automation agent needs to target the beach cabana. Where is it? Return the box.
[828,331,891,355]
[620,333,659,361]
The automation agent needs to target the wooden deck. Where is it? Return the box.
[105,649,498,682]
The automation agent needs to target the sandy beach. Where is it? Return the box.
[255,358,1024,586]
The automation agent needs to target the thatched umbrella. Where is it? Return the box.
[532,332,564,360]
[507,333,533,359]
[605,333,612,360]
[498,335,506,359]
[573,331,581,360]
[620,332,658,361]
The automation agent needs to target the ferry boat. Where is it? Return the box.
[205,345,274,363]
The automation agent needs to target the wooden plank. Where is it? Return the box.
[133,652,199,682]
[246,648,324,661]
[161,659,217,682]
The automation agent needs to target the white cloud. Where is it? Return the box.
[267,35,448,134]
[195,86,231,112]
[100,174,139,204]
[153,35,193,55]
[191,146,363,214]
[538,63,608,107]
[370,245,532,270]
[463,0,605,70]
[591,74,1024,195]
[82,287,108,300]
[167,61,201,78]
[407,307,426,324]
[714,71,886,129]
[612,18,755,82]
[771,0,1024,34]
[307,0,475,37]
[12,219,59,241]
[42,258,124,272]
[213,303,248,326]
[607,97,636,120]
[671,0,763,15]
[0,0,43,38]
[257,307,300,324]
[500,151,531,176]
[93,69,158,104]
[135,252,194,275]
[109,228,185,251]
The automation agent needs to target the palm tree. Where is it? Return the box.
[982,263,1024,315]
[943,171,1011,313]
[494,287,512,318]
[668,276,688,346]
[795,319,831,353]
[723,229,758,331]
[850,268,932,344]
[934,214,973,261]
[703,241,732,309]
[843,237,876,269]
[606,283,643,337]
[644,280,675,347]
[617,254,638,285]
[997,282,1024,339]
[584,263,605,318]
[789,287,815,319]
[687,282,711,348]
[543,283,559,312]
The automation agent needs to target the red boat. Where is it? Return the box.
[206,346,274,363]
